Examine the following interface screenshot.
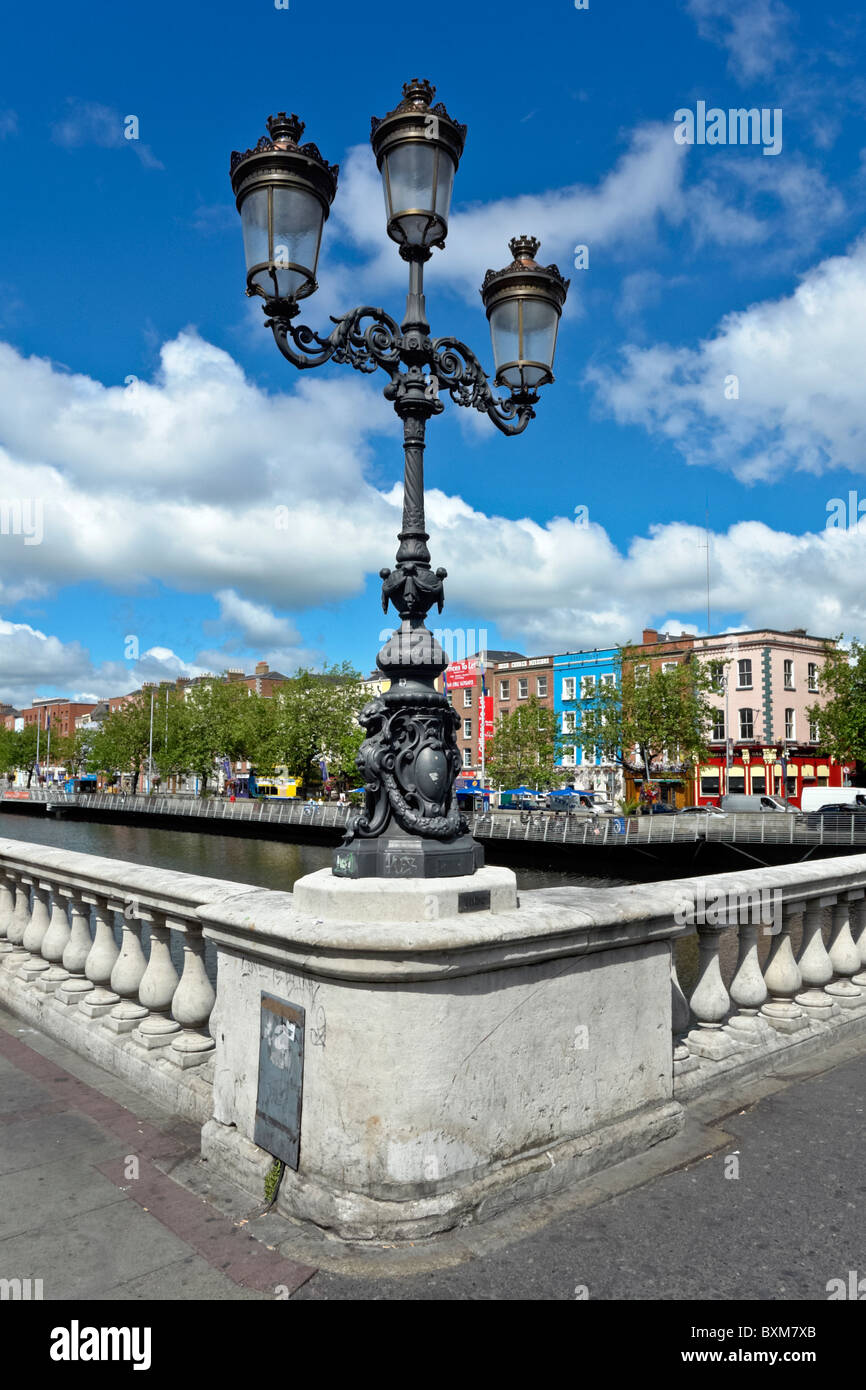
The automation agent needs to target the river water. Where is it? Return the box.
[1,810,793,998]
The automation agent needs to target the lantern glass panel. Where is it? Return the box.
[240,188,270,284]
[241,185,323,300]
[271,185,323,298]
[520,296,559,381]
[384,141,453,245]
[489,299,521,386]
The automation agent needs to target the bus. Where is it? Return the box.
[231,772,302,800]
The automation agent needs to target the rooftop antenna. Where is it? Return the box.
[699,501,711,634]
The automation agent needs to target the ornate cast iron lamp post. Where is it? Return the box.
[230,80,568,879]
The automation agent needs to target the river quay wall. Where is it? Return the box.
[3,789,864,879]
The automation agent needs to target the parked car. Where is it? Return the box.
[802,803,866,831]
[647,801,677,814]
[677,803,728,816]
[720,794,796,813]
[800,787,866,814]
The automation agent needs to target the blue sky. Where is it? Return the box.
[2,0,866,705]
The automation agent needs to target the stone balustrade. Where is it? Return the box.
[0,838,258,1121]
[2,835,866,1238]
[670,861,866,1094]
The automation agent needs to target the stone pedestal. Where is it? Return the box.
[200,867,683,1242]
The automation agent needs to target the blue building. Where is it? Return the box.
[553,647,622,802]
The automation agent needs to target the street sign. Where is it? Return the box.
[613,817,626,834]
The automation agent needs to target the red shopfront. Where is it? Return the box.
[693,747,853,807]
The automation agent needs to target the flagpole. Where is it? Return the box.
[35,707,41,783]
[147,689,154,795]
[46,710,51,781]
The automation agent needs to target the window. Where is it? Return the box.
[536,676,548,698]
[463,718,472,739]
[785,708,795,739]
[561,746,576,767]
[563,711,577,734]
[807,663,818,692]
[463,689,472,708]
[700,773,721,796]
[783,660,794,690]
[809,719,819,742]
[499,680,510,701]
[580,675,596,699]
[737,659,752,689]
[739,708,754,740]
[562,677,576,701]
[600,673,616,688]
[462,749,472,768]
[709,661,725,692]
[634,664,649,684]
[662,662,678,674]
[712,710,725,742]
[751,772,766,794]
[517,678,529,699]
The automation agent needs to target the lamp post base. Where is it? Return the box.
[333,827,483,880]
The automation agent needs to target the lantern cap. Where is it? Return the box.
[230,112,339,205]
[370,78,466,166]
[480,236,570,311]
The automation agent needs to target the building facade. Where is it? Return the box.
[553,647,621,800]
[690,629,849,806]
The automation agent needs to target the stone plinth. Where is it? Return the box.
[199,870,683,1242]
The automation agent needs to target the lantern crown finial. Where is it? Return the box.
[509,235,541,265]
[401,78,435,108]
[266,112,305,147]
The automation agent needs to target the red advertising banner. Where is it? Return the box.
[445,658,477,690]
[477,695,494,760]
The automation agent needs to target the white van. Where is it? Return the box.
[720,794,796,813]
[800,787,866,814]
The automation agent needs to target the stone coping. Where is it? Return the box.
[0,837,258,926]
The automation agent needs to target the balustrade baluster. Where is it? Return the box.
[169,924,216,1067]
[726,917,770,1044]
[54,892,95,1006]
[686,921,739,1060]
[795,897,836,1020]
[105,903,149,1034]
[0,871,15,956]
[760,902,807,1031]
[134,910,181,1048]
[79,895,122,1018]
[851,897,866,989]
[824,898,864,1009]
[36,888,73,993]
[4,875,32,969]
[19,882,52,980]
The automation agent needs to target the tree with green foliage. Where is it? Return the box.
[13,723,41,787]
[268,664,365,792]
[88,695,156,793]
[576,647,715,778]
[172,680,251,795]
[805,639,866,766]
[485,695,563,790]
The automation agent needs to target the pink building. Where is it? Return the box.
[691,629,851,805]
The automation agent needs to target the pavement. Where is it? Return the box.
[1,1000,864,1302]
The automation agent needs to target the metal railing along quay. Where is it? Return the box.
[6,790,866,850]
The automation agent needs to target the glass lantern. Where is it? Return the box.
[230,113,339,305]
[480,237,570,393]
[371,80,466,254]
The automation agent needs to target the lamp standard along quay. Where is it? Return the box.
[230,79,568,879]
